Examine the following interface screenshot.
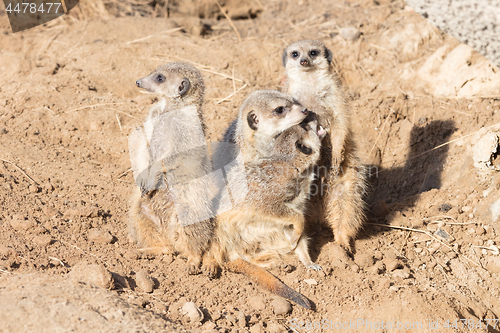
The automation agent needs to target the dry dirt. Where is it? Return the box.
[1,0,500,332]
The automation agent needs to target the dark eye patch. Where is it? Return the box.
[296,142,313,155]
[291,51,299,59]
[309,49,319,57]
[156,74,165,83]
[273,106,285,115]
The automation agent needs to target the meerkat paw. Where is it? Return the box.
[187,263,201,275]
[307,263,322,271]
[201,261,219,279]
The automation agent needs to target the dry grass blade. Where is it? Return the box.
[125,27,183,45]
[66,102,127,113]
[214,0,242,42]
[0,158,38,184]
[216,84,248,104]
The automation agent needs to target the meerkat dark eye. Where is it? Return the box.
[273,106,285,115]
[156,74,165,83]
[291,51,299,59]
[296,142,313,155]
[309,50,319,57]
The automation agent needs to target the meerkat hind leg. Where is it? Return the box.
[294,237,322,271]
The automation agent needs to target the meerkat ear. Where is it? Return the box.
[178,78,190,97]
[247,111,259,130]
[324,47,333,64]
[282,49,288,67]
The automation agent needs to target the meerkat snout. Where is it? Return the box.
[300,59,309,66]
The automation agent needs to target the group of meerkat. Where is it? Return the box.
[128,40,366,308]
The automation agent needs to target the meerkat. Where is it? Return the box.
[282,40,367,250]
[129,62,216,275]
[226,90,310,161]
[205,116,324,308]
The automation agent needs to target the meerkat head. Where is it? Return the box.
[282,40,332,72]
[273,113,326,159]
[136,62,204,107]
[238,90,309,149]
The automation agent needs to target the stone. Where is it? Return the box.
[136,270,154,293]
[271,297,291,315]
[248,296,266,311]
[354,253,375,268]
[182,302,204,322]
[88,229,114,244]
[70,262,114,289]
[339,27,360,41]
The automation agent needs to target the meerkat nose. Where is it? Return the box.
[136,80,141,87]
[301,108,309,115]
[300,59,309,66]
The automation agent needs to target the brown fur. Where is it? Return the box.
[283,40,367,250]
[207,109,324,272]
[129,62,215,274]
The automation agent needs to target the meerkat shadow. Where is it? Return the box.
[360,119,457,240]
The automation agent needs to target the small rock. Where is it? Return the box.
[303,278,318,285]
[354,253,375,268]
[476,225,486,235]
[88,229,114,244]
[237,311,246,328]
[44,183,54,192]
[434,228,454,242]
[472,130,499,170]
[350,264,360,273]
[339,27,360,41]
[438,203,452,212]
[70,262,114,289]
[428,242,441,255]
[367,261,385,275]
[248,296,266,311]
[426,224,438,232]
[267,322,286,333]
[383,258,401,271]
[373,250,383,261]
[136,270,154,293]
[182,302,204,322]
[226,314,237,326]
[414,247,423,254]
[28,185,40,193]
[32,234,52,247]
[250,322,265,333]
[392,269,410,279]
[271,297,291,315]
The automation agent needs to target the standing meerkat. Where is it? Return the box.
[206,113,325,308]
[282,40,367,250]
[129,62,216,275]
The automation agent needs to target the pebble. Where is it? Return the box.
[428,242,441,255]
[271,297,292,315]
[182,302,204,322]
[367,261,385,275]
[32,234,52,247]
[392,269,410,279]
[350,264,360,273]
[70,262,114,289]
[28,184,40,193]
[303,278,318,285]
[438,203,452,212]
[136,270,154,293]
[486,257,500,274]
[226,314,237,326]
[237,310,246,328]
[383,258,401,271]
[373,250,383,261]
[476,225,485,235]
[426,224,438,232]
[248,296,266,311]
[88,229,114,244]
[250,322,265,333]
[267,322,287,333]
[339,27,360,41]
[354,253,375,268]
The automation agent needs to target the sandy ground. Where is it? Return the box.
[0,0,500,332]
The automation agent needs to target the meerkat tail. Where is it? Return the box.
[225,259,313,309]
